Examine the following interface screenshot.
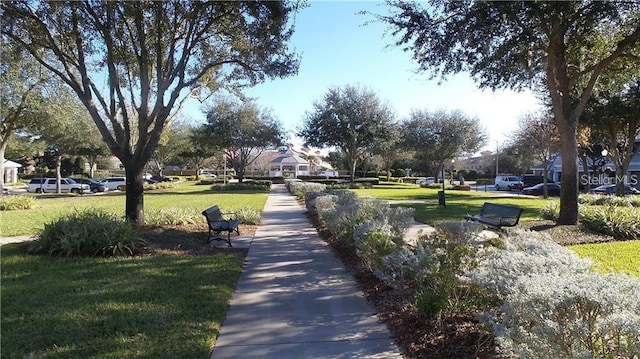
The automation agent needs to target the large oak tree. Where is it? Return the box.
[204,98,285,183]
[1,1,300,223]
[401,109,487,181]
[298,85,395,183]
[378,1,640,224]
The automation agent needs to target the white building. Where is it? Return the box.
[2,160,22,184]
[268,147,310,178]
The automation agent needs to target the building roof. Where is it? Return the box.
[3,160,22,168]
[269,148,309,165]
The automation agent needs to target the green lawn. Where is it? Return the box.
[1,181,268,237]
[352,184,552,224]
[0,244,243,358]
[570,240,640,276]
[1,181,268,358]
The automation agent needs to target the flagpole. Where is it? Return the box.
[224,153,227,185]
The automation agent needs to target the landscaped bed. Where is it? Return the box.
[294,181,640,358]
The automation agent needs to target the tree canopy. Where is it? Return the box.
[204,98,285,183]
[298,85,395,183]
[2,1,300,223]
[379,1,640,224]
[401,109,486,180]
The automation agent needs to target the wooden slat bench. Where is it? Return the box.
[202,205,240,247]
[464,202,523,230]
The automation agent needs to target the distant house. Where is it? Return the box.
[2,159,22,184]
[530,145,640,188]
[268,147,310,178]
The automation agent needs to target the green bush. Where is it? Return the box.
[209,182,270,192]
[579,193,640,207]
[415,290,448,320]
[539,201,559,220]
[145,207,200,225]
[579,205,640,240]
[144,181,177,191]
[0,195,38,211]
[233,206,262,225]
[30,209,147,257]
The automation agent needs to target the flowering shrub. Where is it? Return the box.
[466,229,640,358]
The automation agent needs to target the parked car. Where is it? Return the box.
[590,184,640,195]
[416,177,436,185]
[521,175,545,188]
[200,171,217,178]
[2,187,9,195]
[26,177,90,193]
[495,175,524,191]
[521,182,561,196]
[72,178,108,193]
[150,175,174,182]
[98,177,127,191]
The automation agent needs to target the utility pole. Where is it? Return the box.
[495,141,499,176]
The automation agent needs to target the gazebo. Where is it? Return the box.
[2,159,22,184]
[268,147,310,178]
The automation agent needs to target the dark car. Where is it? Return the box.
[521,175,545,188]
[521,182,561,196]
[72,178,108,193]
[590,184,640,195]
[150,175,173,182]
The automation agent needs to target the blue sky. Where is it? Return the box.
[188,1,542,152]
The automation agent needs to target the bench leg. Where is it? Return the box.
[206,230,233,247]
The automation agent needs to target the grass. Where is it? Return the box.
[352,184,551,224]
[0,244,243,358]
[0,181,268,237]
[1,180,268,358]
[570,240,640,276]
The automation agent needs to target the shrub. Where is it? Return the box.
[375,222,482,317]
[30,209,147,257]
[144,181,177,191]
[465,230,640,359]
[539,201,559,220]
[0,195,37,211]
[210,182,270,192]
[579,193,640,207]
[232,206,262,225]
[354,221,400,272]
[145,207,200,225]
[489,272,640,359]
[286,180,326,198]
[579,205,640,240]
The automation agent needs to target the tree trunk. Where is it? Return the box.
[125,166,145,225]
[55,155,62,194]
[557,121,579,224]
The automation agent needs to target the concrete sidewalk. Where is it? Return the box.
[211,184,402,359]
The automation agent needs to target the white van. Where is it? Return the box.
[495,175,524,191]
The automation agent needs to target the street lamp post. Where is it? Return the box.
[600,149,608,184]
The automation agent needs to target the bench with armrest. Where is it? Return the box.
[202,205,240,247]
[464,202,523,230]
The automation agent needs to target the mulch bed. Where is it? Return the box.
[140,223,255,259]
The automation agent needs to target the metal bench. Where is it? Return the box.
[464,202,523,230]
[201,205,240,247]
